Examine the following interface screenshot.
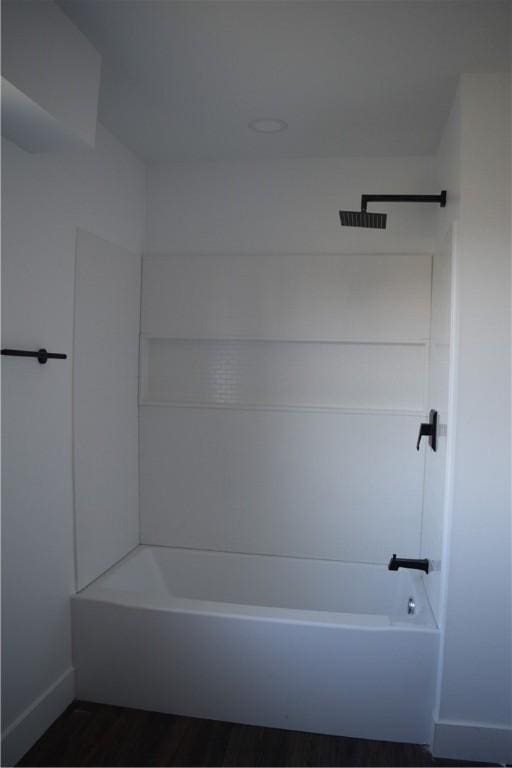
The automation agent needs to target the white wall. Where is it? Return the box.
[1,125,145,764]
[73,230,141,590]
[147,156,438,256]
[141,406,427,563]
[141,252,432,343]
[420,224,456,624]
[432,74,512,764]
[142,158,437,566]
[140,250,432,564]
[1,1,101,150]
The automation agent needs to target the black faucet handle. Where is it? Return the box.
[416,410,438,451]
[416,422,432,450]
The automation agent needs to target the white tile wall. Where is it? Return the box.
[140,407,424,563]
[142,253,432,342]
[142,338,427,413]
[74,229,141,589]
[421,227,455,622]
[139,251,432,564]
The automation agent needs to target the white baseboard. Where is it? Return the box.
[1,668,75,767]
[432,719,511,765]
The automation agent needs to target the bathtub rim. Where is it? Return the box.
[73,545,438,632]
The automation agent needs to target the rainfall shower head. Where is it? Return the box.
[339,210,387,229]
[339,191,446,229]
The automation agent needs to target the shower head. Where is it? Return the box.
[339,191,446,229]
[339,210,387,229]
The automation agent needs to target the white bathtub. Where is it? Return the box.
[72,546,439,744]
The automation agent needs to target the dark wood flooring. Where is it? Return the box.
[17,701,496,767]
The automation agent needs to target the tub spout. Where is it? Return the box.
[388,554,429,574]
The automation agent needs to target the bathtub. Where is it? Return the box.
[72,546,439,744]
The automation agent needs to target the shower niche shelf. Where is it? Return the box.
[139,336,427,415]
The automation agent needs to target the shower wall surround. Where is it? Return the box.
[74,229,141,590]
[140,251,432,564]
[141,157,439,566]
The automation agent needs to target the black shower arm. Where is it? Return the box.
[361,191,446,212]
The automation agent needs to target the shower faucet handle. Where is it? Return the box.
[416,410,438,452]
[416,422,432,450]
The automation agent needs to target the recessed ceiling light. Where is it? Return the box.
[248,118,288,134]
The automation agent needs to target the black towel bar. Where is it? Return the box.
[1,348,67,364]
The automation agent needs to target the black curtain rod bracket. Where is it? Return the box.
[1,348,67,364]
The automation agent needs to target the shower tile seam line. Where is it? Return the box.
[139,542,388,567]
[138,401,424,417]
[137,254,144,551]
[140,334,431,346]
[419,254,435,558]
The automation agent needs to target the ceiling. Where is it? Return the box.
[58,0,511,163]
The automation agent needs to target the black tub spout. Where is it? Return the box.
[388,554,429,574]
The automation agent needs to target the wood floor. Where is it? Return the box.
[18,701,494,767]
